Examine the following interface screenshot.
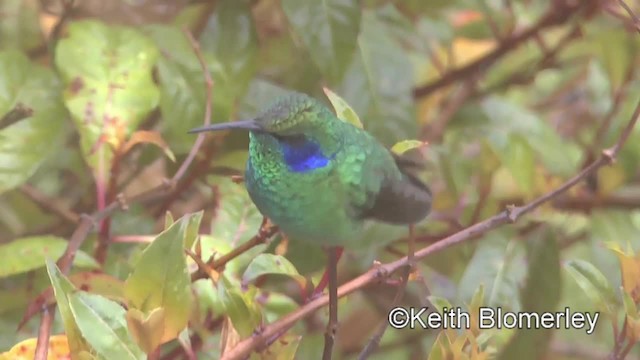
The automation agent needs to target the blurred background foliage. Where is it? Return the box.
[1,0,640,359]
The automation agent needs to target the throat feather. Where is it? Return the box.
[280,138,330,173]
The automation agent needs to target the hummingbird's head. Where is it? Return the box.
[188,92,333,137]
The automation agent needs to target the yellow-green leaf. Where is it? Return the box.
[124,212,202,344]
[390,139,428,155]
[0,236,98,278]
[323,87,363,129]
[45,260,92,357]
[68,292,144,360]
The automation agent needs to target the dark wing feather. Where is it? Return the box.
[362,152,432,225]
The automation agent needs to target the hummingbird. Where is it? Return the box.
[190,91,432,358]
[189,92,432,247]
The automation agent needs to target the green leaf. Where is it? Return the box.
[125,307,165,355]
[55,20,159,182]
[0,50,66,194]
[622,289,638,320]
[282,0,361,83]
[497,229,562,360]
[501,134,535,195]
[426,296,452,313]
[592,27,638,90]
[218,275,262,338]
[458,232,525,308]
[565,259,618,316]
[242,254,306,289]
[202,0,258,82]
[338,10,416,145]
[144,25,233,154]
[391,140,428,155]
[45,260,91,356]
[0,0,42,52]
[323,87,363,128]
[479,96,581,177]
[0,236,98,278]
[124,212,201,343]
[208,176,265,265]
[69,292,145,360]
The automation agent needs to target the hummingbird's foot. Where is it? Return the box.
[372,260,389,280]
[252,323,266,337]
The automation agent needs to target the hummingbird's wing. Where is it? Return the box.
[360,151,432,225]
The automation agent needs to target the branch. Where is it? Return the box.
[0,103,33,130]
[412,0,592,99]
[20,184,80,224]
[33,29,214,360]
[220,92,640,360]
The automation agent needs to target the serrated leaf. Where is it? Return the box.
[282,0,360,83]
[338,10,416,145]
[69,292,144,360]
[565,259,618,316]
[55,20,159,182]
[45,260,91,357]
[0,50,66,194]
[124,213,202,344]
[323,87,363,128]
[0,236,98,278]
[242,254,306,289]
[390,140,428,155]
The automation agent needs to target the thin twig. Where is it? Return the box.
[152,28,217,216]
[412,0,589,99]
[33,305,54,360]
[191,222,278,281]
[618,0,640,33]
[173,29,213,183]
[0,103,33,130]
[20,184,80,224]
[322,247,340,360]
[219,91,640,360]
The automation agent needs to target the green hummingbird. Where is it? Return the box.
[189,92,432,247]
[191,91,431,359]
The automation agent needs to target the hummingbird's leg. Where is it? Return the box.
[322,246,339,360]
[308,246,344,301]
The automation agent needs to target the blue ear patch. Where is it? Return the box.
[280,137,330,173]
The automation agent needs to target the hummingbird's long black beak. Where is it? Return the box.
[188,119,262,134]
